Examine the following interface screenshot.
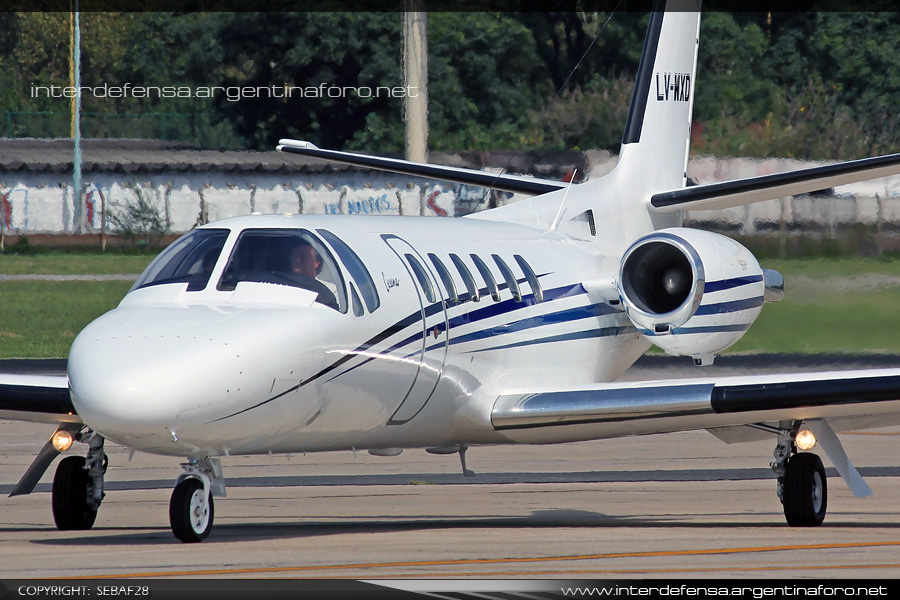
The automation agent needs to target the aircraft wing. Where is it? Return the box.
[0,373,80,424]
[0,369,83,498]
[276,139,567,196]
[650,152,900,212]
[492,368,900,440]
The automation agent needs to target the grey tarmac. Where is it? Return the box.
[1,355,899,579]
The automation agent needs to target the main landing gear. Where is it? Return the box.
[52,432,107,530]
[169,457,225,543]
[771,421,827,527]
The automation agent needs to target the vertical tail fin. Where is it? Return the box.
[469,1,702,248]
[617,0,701,194]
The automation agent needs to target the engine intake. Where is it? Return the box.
[616,228,766,361]
[618,233,704,333]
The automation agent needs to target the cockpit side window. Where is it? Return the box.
[218,229,347,312]
[131,229,229,293]
[349,282,365,317]
[317,229,381,313]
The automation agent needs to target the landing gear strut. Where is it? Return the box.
[169,457,224,543]
[771,421,827,527]
[52,432,106,530]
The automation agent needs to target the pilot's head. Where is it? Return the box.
[201,248,218,274]
[290,242,322,278]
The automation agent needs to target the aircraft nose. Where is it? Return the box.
[67,309,243,446]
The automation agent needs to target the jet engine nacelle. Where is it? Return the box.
[617,228,766,364]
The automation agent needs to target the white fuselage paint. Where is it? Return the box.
[66,213,648,458]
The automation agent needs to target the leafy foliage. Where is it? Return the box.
[2,11,899,159]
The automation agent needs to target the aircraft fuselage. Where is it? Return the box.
[68,213,644,457]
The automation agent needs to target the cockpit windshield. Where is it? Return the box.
[131,229,229,293]
[217,229,347,312]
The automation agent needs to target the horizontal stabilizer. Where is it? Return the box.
[651,152,900,212]
[277,139,566,197]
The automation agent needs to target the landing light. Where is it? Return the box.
[52,430,74,452]
[796,429,817,451]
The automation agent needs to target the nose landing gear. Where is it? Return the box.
[170,457,225,543]
[170,478,214,542]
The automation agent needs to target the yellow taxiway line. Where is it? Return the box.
[66,540,900,579]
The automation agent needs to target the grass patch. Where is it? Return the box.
[732,288,900,354]
[0,280,132,358]
[729,258,900,353]
[0,254,154,275]
[758,256,900,279]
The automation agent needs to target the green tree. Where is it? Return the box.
[806,12,900,156]
[422,12,548,151]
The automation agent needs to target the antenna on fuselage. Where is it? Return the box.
[549,169,577,232]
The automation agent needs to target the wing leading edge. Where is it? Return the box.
[492,368,900,434]
[650,152,900,213]
[0,373,79,424]
[276,139,567,197]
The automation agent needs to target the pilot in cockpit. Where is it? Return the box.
[289,242,322,279]
[287,240,338,309]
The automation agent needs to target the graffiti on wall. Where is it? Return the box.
[324,192,393,215]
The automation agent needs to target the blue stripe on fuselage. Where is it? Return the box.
[694,296,764,316]
[469,324,637,353]
[325,282,587,382]
[423,301,618,353]
[704,275,763,293]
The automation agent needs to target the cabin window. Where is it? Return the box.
[470,254,500,302]
[514,254,543,303]
[405,254,437,304]
[449,253,479,302]
[492,254,522,302]
[318,229,380,313]
[218,229,347,312]
[132,228,229,293]
[428,253,458,305]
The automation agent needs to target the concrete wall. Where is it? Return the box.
[0,172,520,235]
[3,154,900,236]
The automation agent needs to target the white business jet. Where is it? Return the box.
[5,0,900,542]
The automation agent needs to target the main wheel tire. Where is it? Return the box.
[783,452,827,527]
[52,456,98,530]
[169,478,214,543]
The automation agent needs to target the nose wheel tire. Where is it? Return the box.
[52,456,98,530]
[782,452,827,527]
[169,478,214,542]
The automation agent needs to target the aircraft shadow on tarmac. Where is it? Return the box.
[22,506,900,547]
[8,466,900,497]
